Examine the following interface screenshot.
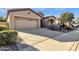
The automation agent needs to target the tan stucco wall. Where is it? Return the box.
[43,17,59,27]
[7,10,41,29]
[7,12,15,29]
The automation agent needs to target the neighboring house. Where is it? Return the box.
[7,8,42,29]
[41,16,60,27]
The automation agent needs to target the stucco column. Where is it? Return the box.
[9,15,15,30]
[37,19,40,28]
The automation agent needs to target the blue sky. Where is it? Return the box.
[32,8,79,18]
[0,8,79,19]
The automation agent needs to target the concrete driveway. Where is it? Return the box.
[18,28,63,38]
[17,28,79,51]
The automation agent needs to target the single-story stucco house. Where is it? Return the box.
[7,8,43,29]
[7,8,60,29]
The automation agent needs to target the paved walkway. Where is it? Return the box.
[17,28,79,51]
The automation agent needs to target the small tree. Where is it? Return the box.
[60,12,74,26]
[2,17,7,22]
[0,17,3,22]
[0,17,7,22]
[76,17,79,24]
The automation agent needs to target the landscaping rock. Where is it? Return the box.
[0,45,18,51]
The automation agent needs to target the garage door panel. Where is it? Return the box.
[15,17,38,29]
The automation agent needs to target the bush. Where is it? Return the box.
[48,24,60,30]
[0,30,18,46]
[64,26,73,30]
[0,25,9,31]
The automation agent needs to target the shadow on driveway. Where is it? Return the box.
[17,28,79,42]
[53,30,79,42]
[17,28,63,38]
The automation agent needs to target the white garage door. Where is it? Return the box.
[15,17,38,29]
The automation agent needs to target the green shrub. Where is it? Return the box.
[0,25,9,31]
[0,30,18,46]
[48,24,60,30]
[64,26,73,30]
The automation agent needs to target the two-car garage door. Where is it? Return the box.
[15,17,38,29]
